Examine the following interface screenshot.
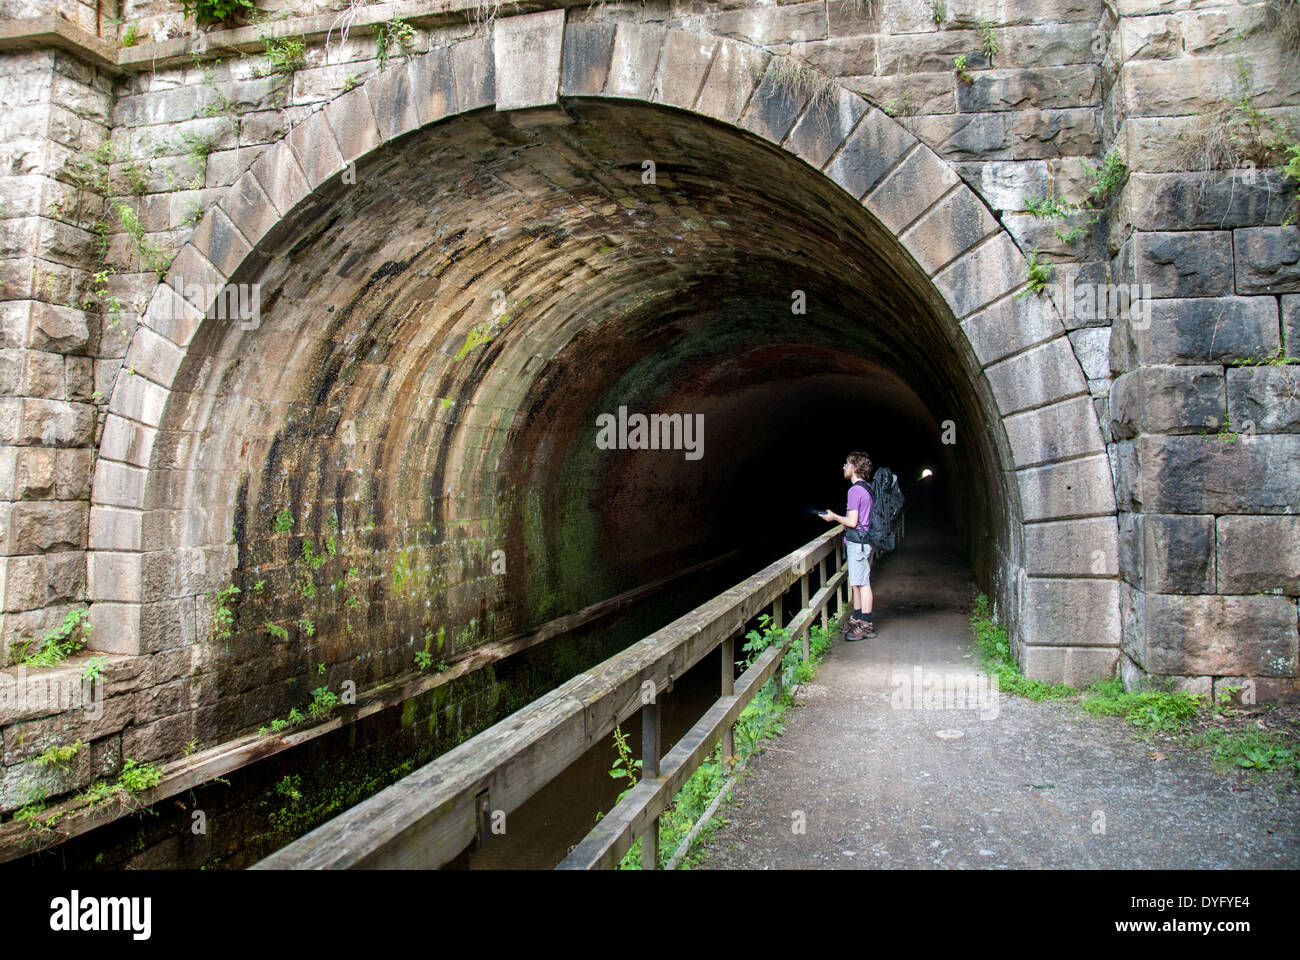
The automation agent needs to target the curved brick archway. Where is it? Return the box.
[87,13,1119,685]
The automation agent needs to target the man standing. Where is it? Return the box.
[819,452,875,641]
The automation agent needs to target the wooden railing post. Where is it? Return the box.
[721,635,735,772]
[819,556,830,631]
[800,569,811,661]
[838,543,848,618]
[771,597,784,701]
[640,699,660,869]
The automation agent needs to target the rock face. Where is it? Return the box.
[0,0,1298,834]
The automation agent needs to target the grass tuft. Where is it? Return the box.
[970,594,1075,700]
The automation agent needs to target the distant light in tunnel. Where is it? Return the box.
[920,469,934,479]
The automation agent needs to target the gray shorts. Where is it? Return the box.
[846,540,872,587]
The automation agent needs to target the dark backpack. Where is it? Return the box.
[847,468,904,552]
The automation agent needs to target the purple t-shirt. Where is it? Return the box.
[847,483,873,534]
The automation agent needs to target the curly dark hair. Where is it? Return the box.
[847,451,872,480]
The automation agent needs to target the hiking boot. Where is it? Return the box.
[860,620,877,639]
[840,616,866,635]
[845,625,867,641]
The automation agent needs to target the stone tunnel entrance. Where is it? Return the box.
[81,23,1126,826]
[104,97,1029,753]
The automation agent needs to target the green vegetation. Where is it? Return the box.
[1177,58,1300,223]
[121,23,140,47]
[606,724,641,805]
[1201,415,1242,443]
[308,686,340,720]
[929,1,946,26]
[881,88,916,120]
[262,33,307,78]
[261,681,343,733]
[415,625,448,671]
[453,321,500,362]
[972,595,1299,778]
[1085,148,1128,198]
[971,594,1074,700]
[977,18,998,63]
[81,656,107,681]
[6,608,92,669]
[265,621,290,643]
[1190,727,1300,776]
[953,54,973,85]
[181,0,256,25]
[118,758,164,792]
[34,740,83,768]
[1077,677,1208,732]
[1022,148,1127,245]
[38,749,172,827]
[72,139,148,200]
[766,56,837,121]
[613,618,836,868]
[301,540,328,571]
[373,16,417,71]
[73,779,119,809]
[1232,345,1299,366]
[80,269,128,333]
[197,59,243,140]
[13,793,63,837]
[1015,248,1053,298]
[211,583,240,642]
[274,774,303,803]
[111,198,170,279]
[64,140,154,323]
[179,130,219,189]
[272,507,294,533]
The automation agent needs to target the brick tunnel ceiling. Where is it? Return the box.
[164,97,1012,683]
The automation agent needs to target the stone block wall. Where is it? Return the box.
[1104,0,1300,701]
[0,47,110,666]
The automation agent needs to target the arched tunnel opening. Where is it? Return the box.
[104,97,1024,866]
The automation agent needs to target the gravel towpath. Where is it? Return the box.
[693,522,1300,870]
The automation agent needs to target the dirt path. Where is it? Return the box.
[693,521,1300,870]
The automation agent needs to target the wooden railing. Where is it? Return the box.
[558,533,847,870]
[253,529,847,870]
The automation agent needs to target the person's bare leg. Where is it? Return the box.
[851,585,866,614]
[860,584,873,615]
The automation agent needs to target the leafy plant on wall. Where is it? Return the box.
[181,0,258,26]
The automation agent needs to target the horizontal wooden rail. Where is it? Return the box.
[557,564,846,869]
[253,529,842,870]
